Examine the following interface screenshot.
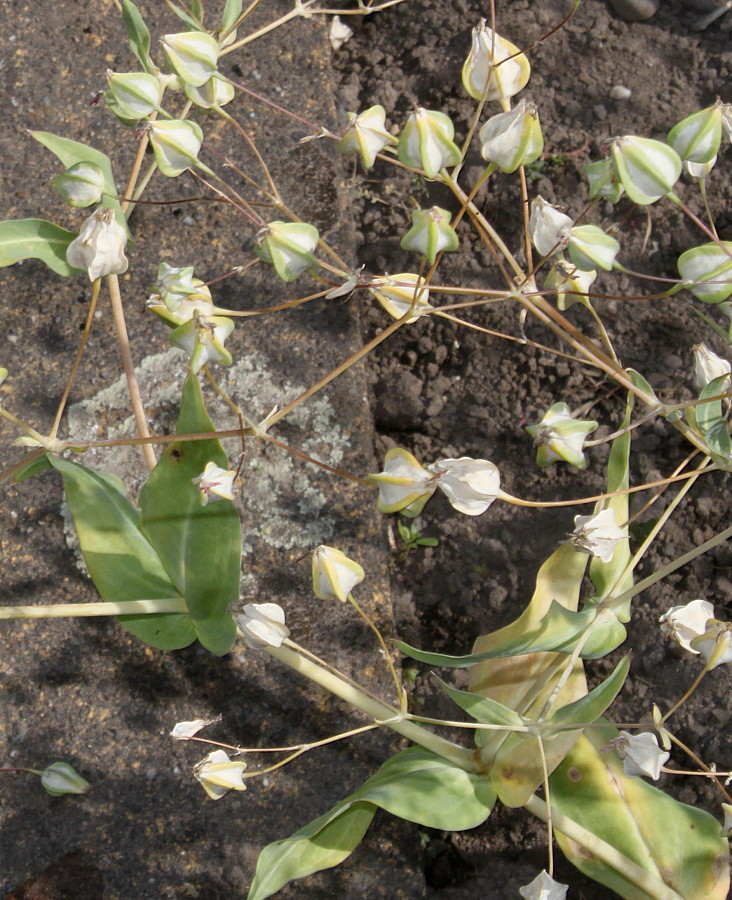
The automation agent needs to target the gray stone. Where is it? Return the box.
[608,0,660,22]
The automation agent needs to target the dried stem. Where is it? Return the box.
[106,274,157,471]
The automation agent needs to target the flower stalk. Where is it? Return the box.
[0,599,188,620]
[266,642,476,772]
[107,273,157,471]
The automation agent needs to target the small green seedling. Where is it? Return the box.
[396,519,439,559]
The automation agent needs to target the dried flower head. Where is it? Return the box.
[571,508,626,564]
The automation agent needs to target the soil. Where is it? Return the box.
[331,0,732,896]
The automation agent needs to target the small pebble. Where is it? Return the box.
[609,84,632,100]
[594,104,608,120]
[608,0,660,21]
[662,353,683,370]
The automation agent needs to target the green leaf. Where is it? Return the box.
[47,457,195,650]
[436,678,525,729]
[193,613,238,656]
[221,0,242,34]
[472,659,629,809]
[464,541,624,807]
[165,0,204,30]
[121,0,156,73]
[393,641,495,668]
[551,726,730,900]
[456,404,630,807]
[468,541,589,681]
[691,305,732,344]
[248,803,376,900]
[626,369,660,408]
[697,374,728,433]
[11,451,53,483]
[247,747,495,900]
[29,132,128,235]
[464,543,592,806]
[0,219,77,276]
[705,419,731,465]
[689,376,731,464]
[139,374,241,655]
[353,747,495,829]
[396,603,625,667]
[542,657,629,734]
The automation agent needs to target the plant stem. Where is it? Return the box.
[266,643,477,772]
[665,730,732,804]
[668,192,721,246]
[608,521,732,612]
[404,714,530,734]
[106,274,157,471]
[263,434,371,485]
[434,310,592,367]
[0,408,48,446]
[346,592,405,709]
[0,599,188,620]
[120,120,153,217]
[698,178,718,239]
[126,160,159,219]
[605,456,708,601]
[263,313,410,430]
[499,467,715,509]
[581,297,619,363]
[661,666,710,724]
[537,626,594,722]
[217,108,281,202]
[221,0,408,55]
[525,796,683,900]
[221,5,306,55]
[445,176,524,280]
[215,287,332,317]
[535,736,555,876]
[518,166,534,282]
[511,289,651,402]
[49,279,101,441]
[189,722,377,757]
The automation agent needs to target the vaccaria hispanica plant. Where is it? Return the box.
[1,1,732,897]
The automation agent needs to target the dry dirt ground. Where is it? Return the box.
[332,0,732,895]
[1,0,731,898]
